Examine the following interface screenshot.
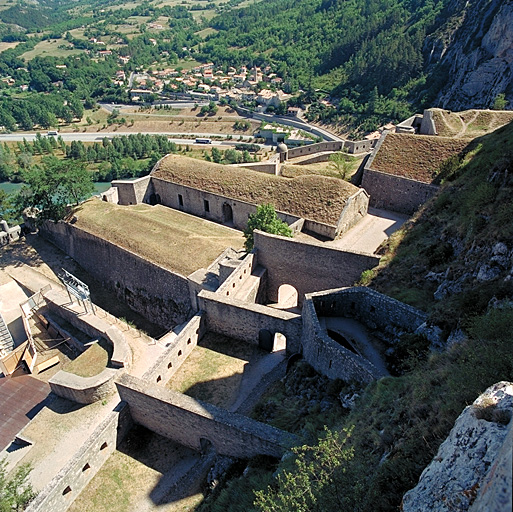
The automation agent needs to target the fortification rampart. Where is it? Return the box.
[25,402,132,512]
[235,162,279,175]
[112,175,154,205]
[142,312,207,386]
[39,221,192,328]
[216,252,256,298]
[309,287,427,339]
[301,297,383,383]
[287,141,343,159]
[335,189,369,236]
[197,289,302,353]
[361,132,439,214]
[253,230,380,306]
[361,168,439,214]
[116,374,296,458]
[150,177,302,232]
[49,368,119,404]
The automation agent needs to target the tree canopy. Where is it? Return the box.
[18,156,94,222]
[243,203,293,251]
[0,459,35,512]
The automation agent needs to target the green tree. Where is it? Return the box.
[328,150,353,180]
[0,459,35,511]
[243,203,293,251]
[493,93,508,110]
[18,157,94,222]
[254,427,356,512]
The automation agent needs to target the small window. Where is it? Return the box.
[63,486,72,496]
[100,442,108,451]
[178,194,183,206]
[156,375,162,383]
[178,350,182,356]
[82,463,90,472]
[187,338,191,345]
[167,362,172,369]
[204,199,210,212]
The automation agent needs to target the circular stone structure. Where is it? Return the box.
[277,142,288,153]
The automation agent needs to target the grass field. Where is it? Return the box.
[68,428,204,512]
[20,39,82,60]
[74,200,245,276]
[371,134,469,183]
[167,331,266,408]
[0,41,19,53]
[63,338,113,378]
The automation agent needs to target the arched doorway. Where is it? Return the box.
[149,193,161,205]
[222,202,233,224]
[277,284,298,309]
[258,329,274,352]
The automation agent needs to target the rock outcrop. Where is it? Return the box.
[424,0,513,110]
[401,381,513,512]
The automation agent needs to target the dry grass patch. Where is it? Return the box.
[20,40,82,60]
[167,332,266,409]
[0,41,19,52]
[371,134,469,183]
[154,154,359,225]
[68,428,203,512]
[74,199,244,276]
[63,338,112,378]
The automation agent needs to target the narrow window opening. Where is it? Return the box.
[63,486,72,496]
[100,442,108,450]
[156,375,162,383]
[167,362,172,369]
[187,338,191,345]
[82,463,90,472]
[178,350,182,356]
[178,194,183,206]
[204,199,210,212]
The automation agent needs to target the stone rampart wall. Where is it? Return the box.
[142,312,207,386]
[287,141,343,159]
[361,168,439,215]
[216,252,256,299]
[25,402,132,512]
[236,162,279,175]
[344,139,375,154]
[40,220,192,328]
[116,374,296,458]
[309,287,427,338]
[197,289,302,353]
[151,178,302,232]
[301,298,382,383]
[49,368,119,404]
[112,175,153,205]
[293,152,334,165]
[253,231,380,305]
[335,189,369,237]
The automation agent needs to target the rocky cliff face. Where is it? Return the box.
[425,0,513,110]
[402,381,512,512]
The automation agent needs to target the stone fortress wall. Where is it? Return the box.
[301,287,428,381]
[361,132,439,214]
[253,230,380,305]
[116,374,296,459]
[25,402,133,512]
[39,220,192,328]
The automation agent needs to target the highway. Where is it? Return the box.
[0,132,270,149]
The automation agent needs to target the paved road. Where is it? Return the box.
[0,132,268,148]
